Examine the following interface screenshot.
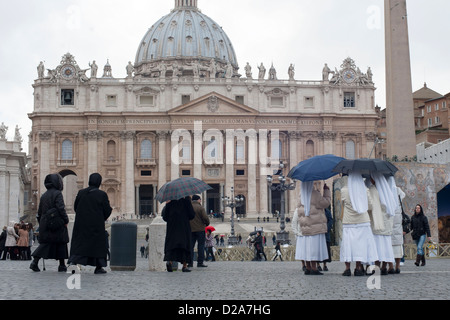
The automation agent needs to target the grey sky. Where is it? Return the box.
[1,0,449,147]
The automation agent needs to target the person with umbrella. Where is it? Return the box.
[162,196,196,272]
[296,180,331,275]
[205,226,216,262]
[189,195,210,268]
[339,172,378,276]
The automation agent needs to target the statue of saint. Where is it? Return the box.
[14,125,22,143]
[268,64,277,80]
[288,64,295,80]
[126,62,134,78]
[245,62,252,79]
[0,122,8,140]
[322,63,331,81]
[37,62,45,79]
[89,61,98,78]
[258,63,266,80]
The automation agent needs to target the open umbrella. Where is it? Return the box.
[287,154,346,182]
[205,226,216,233]
[332,158,398,176]
[156,177,212,203]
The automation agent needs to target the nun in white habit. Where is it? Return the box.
[366,173,395,274]
[296,181,331,275]
[339,172,378,276]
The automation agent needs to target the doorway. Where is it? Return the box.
[139,185,154,217]
[206,184,220,215]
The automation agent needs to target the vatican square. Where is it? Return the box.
[0,0,449,305]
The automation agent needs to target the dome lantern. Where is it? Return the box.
[175,0,198,10]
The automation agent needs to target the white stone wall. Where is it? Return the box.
[417,139,450,164]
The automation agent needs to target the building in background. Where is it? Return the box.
[28,0,378,221]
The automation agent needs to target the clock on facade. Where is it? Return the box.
[61,65,76,79]
[342,69,356,84]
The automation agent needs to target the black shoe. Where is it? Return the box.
[182,267,191,272]
[58,265,67,272]
[395,268,401,274]
[354,268,364,276]
[311,270,324,275]
[381,268,388,275]
[166,262,173,272]
[317,265,322,271]
[342,269,351,277]
[94,267,107,274]
[197,263,207,268]
[30,260,40,272]
[304,269,311,275]
[323,266,328,271]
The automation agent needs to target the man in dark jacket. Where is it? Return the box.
[0,226,6,260]
[189,195,210,268]
[68,173,112,274]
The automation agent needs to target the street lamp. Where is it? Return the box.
[222,187,244,245]
[267,161,296,245]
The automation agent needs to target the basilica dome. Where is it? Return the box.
[134,0,239,78]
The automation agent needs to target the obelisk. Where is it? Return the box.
[385,0,416,159]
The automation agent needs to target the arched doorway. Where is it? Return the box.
[236,194,246,217]
[438,184,450,243]
[59,169,78,215]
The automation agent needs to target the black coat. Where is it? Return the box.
[0,229,6,250]
[37,174,69,244]
[410,213,431,240]
[162,197,195,262]
[70,182,112,259]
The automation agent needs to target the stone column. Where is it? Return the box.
[247,130,257,216]
[121,131,136,217]
[0,170,7,228]
[84,130,102,177]
[170,131,180,181]
[157,131,169,214]
[193,130,203,180]
[258,131,269,216]
[224,129,235,216]
[38,131,52,197]
[8,169,20,224]
[288,131,299,215]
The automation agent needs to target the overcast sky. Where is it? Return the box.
[1,0,449,148]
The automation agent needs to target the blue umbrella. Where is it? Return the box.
[287,154,346,182]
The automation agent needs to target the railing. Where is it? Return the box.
[210,243,450,261]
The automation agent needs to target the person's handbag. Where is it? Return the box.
[399,196,411,234]
[41,207,65,231]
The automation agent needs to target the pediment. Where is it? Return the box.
[168,92,259,116]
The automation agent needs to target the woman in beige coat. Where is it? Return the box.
[296,181,331,275]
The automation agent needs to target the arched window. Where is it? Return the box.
[141,139,152,159]
[236,140,245,162]
[33,147,38,162]
[271,139,282,159]
[181,140,191,160]
[107,140,116,161]
[346,140,356,160]
[306,140,315,159]
[208,137,217,159]
[61,139,73,160]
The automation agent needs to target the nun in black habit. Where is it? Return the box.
[68,173,112,274]
[162,196,196,272]
[30,173,70,272]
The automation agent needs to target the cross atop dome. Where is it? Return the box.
[175,0,198,9]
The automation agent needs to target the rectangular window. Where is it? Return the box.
[61,89,74,106]
[343,92,355,108]
[427,105,432,113]
[106,95,117,107]
[236,169,245,176]
[235,95,244,105]
[304,97,314,108]
[181,170,191,176]
[428,118,433,127]
[182,95,191,105]
[140,95,154,106]
[141,170,152,176]
[270,97,284,107]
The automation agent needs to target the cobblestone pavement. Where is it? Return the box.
[1,240,449,302]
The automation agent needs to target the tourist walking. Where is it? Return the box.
[410,204,431,266]
[68,173,112,274]
[17,224,29,260]
[253,231,267,261]
[339,173,378,276]
[189,195,210,268]
[297,181,331,275]
[162,196,196,272]
[205,229,216,262]
[30,174,70,272]
[273,242,283,261]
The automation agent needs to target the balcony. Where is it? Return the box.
[136,158,157,167]
[57,159,77,167]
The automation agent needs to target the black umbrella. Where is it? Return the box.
[332,158,398,176]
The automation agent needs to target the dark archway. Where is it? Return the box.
[438,184,450,243]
